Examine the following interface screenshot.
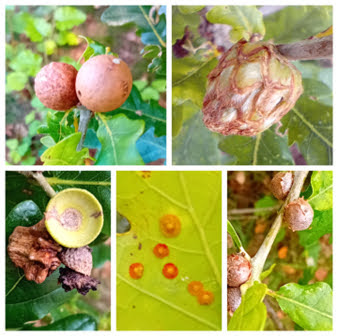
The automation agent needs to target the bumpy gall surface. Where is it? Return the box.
[227,253,251,287]
[59,246,93,276]
[35,62,79,111]
[159,214,181,238]
[203,39,303,136]
[227,287,242,315]
[75,55,132,112]
[153,243,170,258]
[271,171,293,200]
[284,197,314,231]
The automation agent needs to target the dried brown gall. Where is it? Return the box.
[59,246,93,276]
[35,62,79,111]
[7,218,62,284]
[202,39,303,136]
[284,197,314,231]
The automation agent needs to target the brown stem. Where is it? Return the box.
[276,36,332,61]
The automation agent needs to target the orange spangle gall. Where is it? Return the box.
[129,263,144,279]
[187,281,204,296]
[197,290,214,305]
[153,244,169,259]
[159,214,181,238]
[162,263,178,279]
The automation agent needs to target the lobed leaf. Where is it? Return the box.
[308,171,332,211]
[95,114,144,165]
[228,283,267,330]
[219,127,294,165]
[40,133,90,165]
[276,282,332,330]
[206,6,265,43]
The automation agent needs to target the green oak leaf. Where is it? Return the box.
[41,133,90,165]
[22,314,97,331]
[280,96,332,165]
[308,171,332,211]
[9,50,42,77]
[228,282,267,330]
[117,171,221,330]
[101,6,166,46]
[275,282,332,330]
[173,112,232,165]
[298,209,332,247]
[96,114,144,165]
[112,85,166,137]
[6,200,43,243]
[54,6,86,31]
[6,72,28,91]
[264,6,332,43]
[172,56,217,108]
[172,6,202,42]
[218,126,294,165]
[206,6,265,43]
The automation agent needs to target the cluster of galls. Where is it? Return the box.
[34,55,132,113]
[227,253,251,315]
[7,219,99,295]
[270,172,314,231]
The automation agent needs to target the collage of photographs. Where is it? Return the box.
[2,1,334,334]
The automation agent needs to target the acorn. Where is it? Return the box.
[227,287,242,315]
[227,253,251,287]
[35,62,79,111]
[284,197,314,231]
[75,54,133,112]
[271,171,293,200]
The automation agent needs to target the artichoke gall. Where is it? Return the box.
[203,39,303,136]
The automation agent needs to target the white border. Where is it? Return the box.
[1,0,337,335]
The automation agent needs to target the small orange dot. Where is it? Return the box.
[162,263,178,279]
[129,263,144,279]
[159,214,181,238]
[197,290,214,305]
[153,243,170,259]
[187,281,204,296]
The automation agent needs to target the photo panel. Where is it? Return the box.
[116,171,222,330]
[227,171,332,331]
[5,5,166,166]
[172,6,332,165]
[5,171,111,331]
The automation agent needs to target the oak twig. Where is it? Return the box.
[19,171,56,198]
[76,107,92,152]
[277,36,332,61]
[249,171,309,283]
